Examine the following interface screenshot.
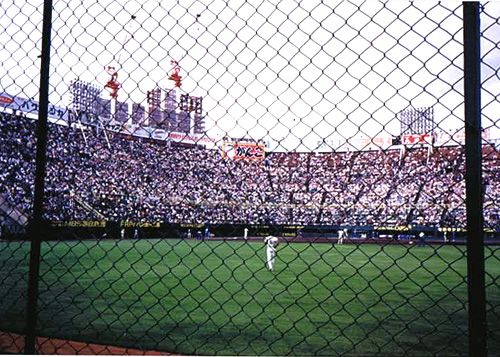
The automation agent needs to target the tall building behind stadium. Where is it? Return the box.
[69,79,205,135]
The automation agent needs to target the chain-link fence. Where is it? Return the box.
[0,1,498,355]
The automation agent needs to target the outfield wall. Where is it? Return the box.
[2,220,499,243]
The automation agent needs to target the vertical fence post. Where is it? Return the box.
[463,2,487,357]
[24,0,54,353]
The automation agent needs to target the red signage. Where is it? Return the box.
[402,133,432,145]
[0,95,14,105]
[222,142,265,161]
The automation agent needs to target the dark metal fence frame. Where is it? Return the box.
[25,0,54,353]
[463,2,486,356]
[15,1,488,355]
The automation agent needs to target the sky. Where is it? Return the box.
[0,0,499,151]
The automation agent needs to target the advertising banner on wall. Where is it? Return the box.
[0,92,69,122]
[222,141,266,161]
[401,133,433,145]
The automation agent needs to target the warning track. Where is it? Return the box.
[0,331,172,355]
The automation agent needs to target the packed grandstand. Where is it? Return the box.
[0,112,498,231]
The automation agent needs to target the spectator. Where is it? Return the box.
[0,112,497,229]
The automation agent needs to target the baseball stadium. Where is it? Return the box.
[0,1,499,356]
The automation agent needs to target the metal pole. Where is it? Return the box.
[25,0,54,353]
[463,3,487,357]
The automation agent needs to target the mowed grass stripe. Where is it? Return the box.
[0,239,498,355]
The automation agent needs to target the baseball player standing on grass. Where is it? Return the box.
[264,235,279,271]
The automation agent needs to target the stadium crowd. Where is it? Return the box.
[0,112,498,230]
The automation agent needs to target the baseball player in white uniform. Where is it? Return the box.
[337,228,347,245]
[264,235,279,271]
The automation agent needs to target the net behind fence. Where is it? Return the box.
[0,0,499,355]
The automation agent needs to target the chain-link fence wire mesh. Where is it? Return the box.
[0,0,499,355]
[0,76,33,350]
[481,5,500,354]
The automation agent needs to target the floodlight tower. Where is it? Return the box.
[168,60,183,88]
[162,60,183,132]
[166,60,205,134]
[102,14,138,124]
[103,65,120,122]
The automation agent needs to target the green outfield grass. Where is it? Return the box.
[0,238,499,356]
